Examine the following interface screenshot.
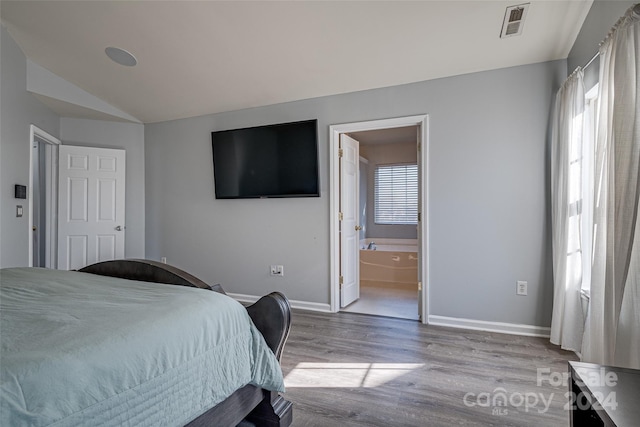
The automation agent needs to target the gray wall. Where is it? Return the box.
[146,59,566,327]
[360,141,418,240]
[1,24,60,268]
[60,118,146,258]
[567,1,636,87]
[1,25,145,267]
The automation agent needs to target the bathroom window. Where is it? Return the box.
[374,163,418,225]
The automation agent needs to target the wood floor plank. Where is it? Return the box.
[281,310,577,426]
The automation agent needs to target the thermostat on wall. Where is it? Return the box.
[15,185,27,199]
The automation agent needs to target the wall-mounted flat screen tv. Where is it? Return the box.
[211,119,319,199]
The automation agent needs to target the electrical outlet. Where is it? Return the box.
[161,257,167,264]
[517,280,528,296]
[270,265,284,276]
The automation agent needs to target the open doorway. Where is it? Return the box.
[329,115,429,324]
[342,127,420,320]
[29,125,61,268]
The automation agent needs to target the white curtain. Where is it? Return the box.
[581,5,640,369]
[550,69,587,353]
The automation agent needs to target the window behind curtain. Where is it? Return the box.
[374,163,418,225]
[580,84,598,293]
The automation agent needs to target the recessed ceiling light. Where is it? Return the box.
[105,47,137,67]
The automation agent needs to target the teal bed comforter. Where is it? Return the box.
[0,267,284,426]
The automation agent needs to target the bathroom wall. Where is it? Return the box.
[360,141,418,240]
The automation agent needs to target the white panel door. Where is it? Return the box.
[340,134,360,307]
[58,145,125,270]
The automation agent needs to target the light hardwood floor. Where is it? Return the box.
[281,310,577,427]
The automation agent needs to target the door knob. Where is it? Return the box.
[355,225,362,231]
[115,225,123,231]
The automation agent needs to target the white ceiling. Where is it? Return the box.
[1,1,593,124]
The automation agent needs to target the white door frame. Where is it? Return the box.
[28,125,61,268]
[329,115,430,323]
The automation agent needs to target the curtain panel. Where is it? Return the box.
[550,69,587,353]
[551,4,639,369]
[581,4,640,369]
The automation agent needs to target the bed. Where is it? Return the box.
[0,259,293,427]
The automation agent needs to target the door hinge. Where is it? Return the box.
[339,276,344,287]
[418,281,422,291]
[417,142,421,151]
[418,212,421,222]
[338,148,344,158]
[339,212,344,221]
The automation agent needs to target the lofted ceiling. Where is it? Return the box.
[1,1,593,124]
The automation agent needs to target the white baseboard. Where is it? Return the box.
[428,315,551,338]
[227,293,332,313]
[228,294,549,337]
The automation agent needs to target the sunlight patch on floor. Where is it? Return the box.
[284,362,424,388]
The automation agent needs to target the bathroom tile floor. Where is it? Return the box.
[340,281,419,321]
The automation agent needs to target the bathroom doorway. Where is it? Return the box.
[342,128,419,320]
[329,115,429,323]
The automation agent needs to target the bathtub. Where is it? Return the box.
[359,238,418,286]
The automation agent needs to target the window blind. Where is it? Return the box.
[374,164,418,225]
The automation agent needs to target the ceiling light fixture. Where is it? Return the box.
[105,47,137,67]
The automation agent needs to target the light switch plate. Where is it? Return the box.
[517,280,528,296]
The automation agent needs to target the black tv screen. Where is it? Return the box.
[211,119,319,199]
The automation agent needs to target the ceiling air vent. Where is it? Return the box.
[500,3,529,38]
